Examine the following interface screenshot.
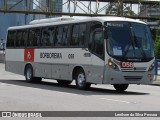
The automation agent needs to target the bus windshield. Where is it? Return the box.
[105,22,154,62]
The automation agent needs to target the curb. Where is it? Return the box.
[151,84,160,86]
[151,82,160,86]
[151,79,160,86]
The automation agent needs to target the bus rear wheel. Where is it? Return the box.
[75,69,91,90]
[113,84,129,92]
[25,65,42,83]
[57,80,72,85]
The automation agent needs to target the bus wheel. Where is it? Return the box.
[25,65,42,83]
[75,69,91,90]
[25,65,34,82]
[113,84,129,92]
[57,80,72,85]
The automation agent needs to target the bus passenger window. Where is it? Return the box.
[70,25,79,46]
[61,26,69,46]
[7,31,16,47]
[28,30,34,46]
[28,29,41,47]
[21,30,28,47]
[48,27,55,46]
[55,27,63,46]
[16,31,22,47]
[34,29,41,47]
[42,28,50,46]
[79,24,86,46]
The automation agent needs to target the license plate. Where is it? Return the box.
[121,62,134,68]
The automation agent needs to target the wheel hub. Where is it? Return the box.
[77,73,85,86]
[27,68,32,80]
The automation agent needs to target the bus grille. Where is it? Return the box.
[121,67,147,72]
[124,76,143,81]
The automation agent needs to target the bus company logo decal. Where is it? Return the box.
[24,48,34,62]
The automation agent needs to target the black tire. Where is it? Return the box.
[113,84,129,92]
[25,65,42,83]
[75,69,91,90]
[57,80,72,85]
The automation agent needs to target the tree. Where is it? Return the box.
[105,2,136,16]
[105,3,117,15]
[154,28,160,59]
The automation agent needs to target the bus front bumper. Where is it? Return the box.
[103,67,155,85]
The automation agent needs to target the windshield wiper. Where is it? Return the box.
[122,30,133,58]
[132,32,147,59]
[122,40,132,58]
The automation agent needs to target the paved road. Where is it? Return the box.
[0,63,160,120]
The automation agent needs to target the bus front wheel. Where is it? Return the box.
[25,65,42,83]
[75,69,91,90]
[113,84,129,92]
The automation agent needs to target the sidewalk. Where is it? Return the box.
[152,76,160,86]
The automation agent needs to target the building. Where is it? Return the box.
[141,4,160,41]
[147,6,160,29]
[34,0,62,19]
[140,3,160,29]
[0,0,33,40]
[147,6,160,18]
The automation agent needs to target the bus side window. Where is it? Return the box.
[48,27,55,47]
[79,24,86,46]
[70,24,79,46]
[92,31,104,58]
[61,26,69,46]
[21,30,28,47]
[16,31,22,47]
[7,31,16,48]
[28,29,34,47]
[89,22,103,51]
[33,29,41,47]
[42,28,50,47]
[6,31,11,47]
[28,29,41,47]
[55,26,63,46]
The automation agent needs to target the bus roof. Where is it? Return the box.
[8,16,146,30]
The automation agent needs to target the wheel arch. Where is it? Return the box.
[72,66,85,80]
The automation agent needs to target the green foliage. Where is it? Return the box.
[105,3,136,16]
[150,29,157,41]
[154,29,160,59]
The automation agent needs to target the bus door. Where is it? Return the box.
[88,28,105,84]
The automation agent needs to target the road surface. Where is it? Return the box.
[0,63,160,120]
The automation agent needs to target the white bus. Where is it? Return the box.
[5,17,155,92]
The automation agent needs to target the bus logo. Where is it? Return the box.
[24,48,34,62]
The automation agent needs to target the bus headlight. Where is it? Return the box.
[108,59,119,71]
[148,63,154,71]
